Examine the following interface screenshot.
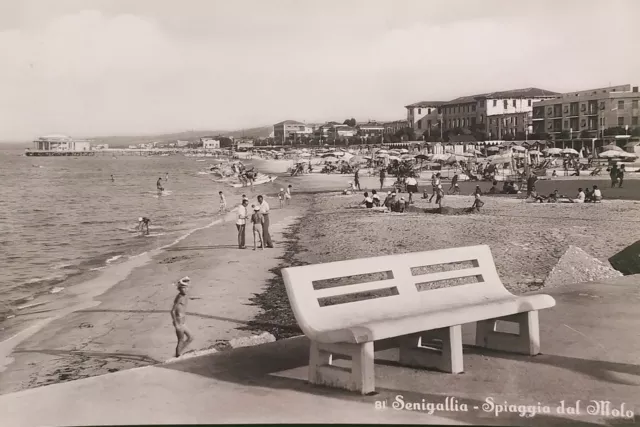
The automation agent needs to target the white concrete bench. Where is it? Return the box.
[282,245,556,394]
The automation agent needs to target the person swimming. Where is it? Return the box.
[111,175,114,182]
[157,177,164,192]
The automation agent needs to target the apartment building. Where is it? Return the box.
[405,88,558,139]
[532,84,640,137]
[273,120,313,141]
[356,122,385,137]
[441,87,559,138]
[382,120,410,135]
[404,101,445,136]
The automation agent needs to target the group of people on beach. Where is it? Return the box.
[233,186,292,250]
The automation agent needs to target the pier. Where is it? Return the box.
[24,148,232,157]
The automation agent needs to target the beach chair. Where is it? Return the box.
[590,167,602,176]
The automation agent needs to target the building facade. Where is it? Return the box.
[201,138,221,150]
[33,135,91,151]
[532,84,640,138]
[441,88,559,138]
[273,120,312,141]
[404,101,445,136]
[383,120,410,135]
[356,122,385,137]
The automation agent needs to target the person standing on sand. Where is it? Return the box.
[609,163,618,188]
[285,185,292,205]
[429,173,441,203]
[171,277,194,357]
[257,195,273,248]
[236,199,249,249]
[447,174,459,194]
[617,164,625,188]
[250,206,265,251]
[354,168,361,191]
[219,191,227,213]
[379,168,386,190]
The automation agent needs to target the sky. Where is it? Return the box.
[1,0,639,141]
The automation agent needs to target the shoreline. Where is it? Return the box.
[0,190,309,394]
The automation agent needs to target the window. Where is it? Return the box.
[503,100,508,109]
[633,100,638,109]
[417,120,422,129]
[513,100,517,107]
[581,104,586,111]
[427,120,432,127]
[493,100,497,107]
[618,117,624,126]
[472,104,476,112]
[564,120,569,129]
[418,108,422,114]
[514,117,518,126]
[528,100,532,107]
[633,117,638,125]
[618,100,624,110]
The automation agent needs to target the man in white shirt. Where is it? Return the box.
[257,195,273,248]
[405,176,418,203]
[236,199,249,249]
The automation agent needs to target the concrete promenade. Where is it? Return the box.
[1,276,639,426]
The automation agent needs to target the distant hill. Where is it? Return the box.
[89,126,273,147]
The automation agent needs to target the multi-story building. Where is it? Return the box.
[532,84,640,138]
[201,138,221,150]
[32,135,92,151]
[405,88,558,140]
[273,120,309,141]
[382,120,410,135]
[356,122,385,137]
[441,88,559,138]
[404,101,445,136]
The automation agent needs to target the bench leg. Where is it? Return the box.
[398,325,463,374]
[308,341,375,394]
[475,311,540,355]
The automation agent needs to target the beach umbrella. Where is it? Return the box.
[529,150,542,155]
[376,149,388,154]
[377,153,389,158]
[544,147,563,155]
[400,154,414,160]
[431,153,449,161]
[602,144,624,152]
[388,150,401,156]
[511,145,526,152]
[599,150,627,159]
[342,152,354,162]
[561,148,579,155]
[467,148,483,155]
[363,155,372,160]
[400,148,410,154]
[415,154,431,160]
[486,146,501,152]
[323,156,338,162]
[388,155,401,161]
[299,152,311,157]
[446,154,467,163]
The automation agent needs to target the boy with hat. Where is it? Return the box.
[251,206,265,250]
[138,217,150,235]
[171,276,194,357]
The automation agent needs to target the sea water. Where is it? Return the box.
[0,147,259,319]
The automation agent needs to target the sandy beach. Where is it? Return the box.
[0,187,310,394]
[2,156,640,395]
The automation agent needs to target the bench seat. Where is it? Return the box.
[314,293,556,344]
[282,245,556,394]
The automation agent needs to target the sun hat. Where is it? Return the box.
[178,276,190,287]
[387,191,391,194]
[253,206,260,211]
[138,217,143,222]
[280,188,284,191]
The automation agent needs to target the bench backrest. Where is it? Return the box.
[282,245,512,338]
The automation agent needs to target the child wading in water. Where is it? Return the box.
[285,185,292,205]
[219,191,227,213]
[251,206,265,250]
[171,277,194,357]
[278,188,285,208]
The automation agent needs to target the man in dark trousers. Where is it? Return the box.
[379,168,386,190]
[257,195,273,248]
[526,174,537,198]
[354,168,361,191]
